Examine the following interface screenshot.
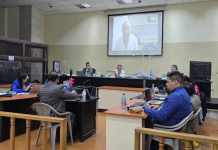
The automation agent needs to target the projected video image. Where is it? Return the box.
[108,11,163,56]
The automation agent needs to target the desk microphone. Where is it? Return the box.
[70,69,73,77]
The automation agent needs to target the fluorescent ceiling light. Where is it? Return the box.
[75,3,91,9]
[117,0,142,4]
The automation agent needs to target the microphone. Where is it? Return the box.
[70,69,73,77]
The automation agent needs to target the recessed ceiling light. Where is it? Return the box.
[48,3,55,9]
[75,3,91,9]
[117,0,142,4]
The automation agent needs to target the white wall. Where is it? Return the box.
[0,7,20,39]
[44,1,218,97]
[45,12,107,45]
[31,7,45,43]
[164,2,218,43]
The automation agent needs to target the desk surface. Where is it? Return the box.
[105,107,147,119]
[0,84,11,88]
[0,93,38,102]
[98,86,145,92]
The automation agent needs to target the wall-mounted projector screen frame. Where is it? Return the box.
[107,10,164,56]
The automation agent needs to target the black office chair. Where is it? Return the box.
[76,70,83,76]
[74,85,98,100]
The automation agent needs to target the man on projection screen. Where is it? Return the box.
[114,21,139,51]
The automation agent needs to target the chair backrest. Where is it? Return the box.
[187,107,203,133]
[74,85,97,99]
[191,95,201,112]
[193,107,202,118]
[154,111,194,131]
[86,86,97,98]
[76,71,83,76]
[32,102,60,117]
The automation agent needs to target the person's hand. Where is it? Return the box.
[71,90,77,94]
[24,84,32,92]
[148,104,160,110]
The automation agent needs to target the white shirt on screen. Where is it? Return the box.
[114,34,138,51]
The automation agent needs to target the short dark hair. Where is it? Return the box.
[18,73,28,81]
[182,75,194,96]
[86,62,90,66]
[183,75,191,82]
[171,64,178,70]
[167,71,183,84]
[17,73,29,88]
[47,72,59,82]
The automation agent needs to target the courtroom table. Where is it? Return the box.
[98,86,145,92]
[65,97,97,142]
[98,86,145,110]
[60,75,166,88]
[105,107,148,150]
[0,94,38,141]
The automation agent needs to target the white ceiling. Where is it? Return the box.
[0,0,211,14]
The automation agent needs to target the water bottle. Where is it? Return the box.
[70,69,73,76]
[121,93,127,111]
[149,70,153,79]
[154,87,159,94]
[151,84,155,98]
[82,89,86,101]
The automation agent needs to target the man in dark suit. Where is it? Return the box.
[82,62,96,77]
[38,73,80,113]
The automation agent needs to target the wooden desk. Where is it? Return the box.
[98,86,145,110]
[0,84,11,88]
[65,98,97,142]
[99,86,145,92]
[0,94,37,102]
[105,107,147,150]
[0,94,39,141]
[105,107,146,119]
[0,93,96,142]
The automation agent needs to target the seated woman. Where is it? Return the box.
[11,74,32,93]
[183,75,201,112]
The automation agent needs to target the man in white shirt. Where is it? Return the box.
[114,64,126,78]
[114,21,138,51]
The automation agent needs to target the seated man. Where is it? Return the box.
[144,71,192,126]
[38,72,80,113]
[38,73,80,140]
[82,62,96,77]
[114,64,126,78]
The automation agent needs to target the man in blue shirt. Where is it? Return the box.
[144,71,192,126]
